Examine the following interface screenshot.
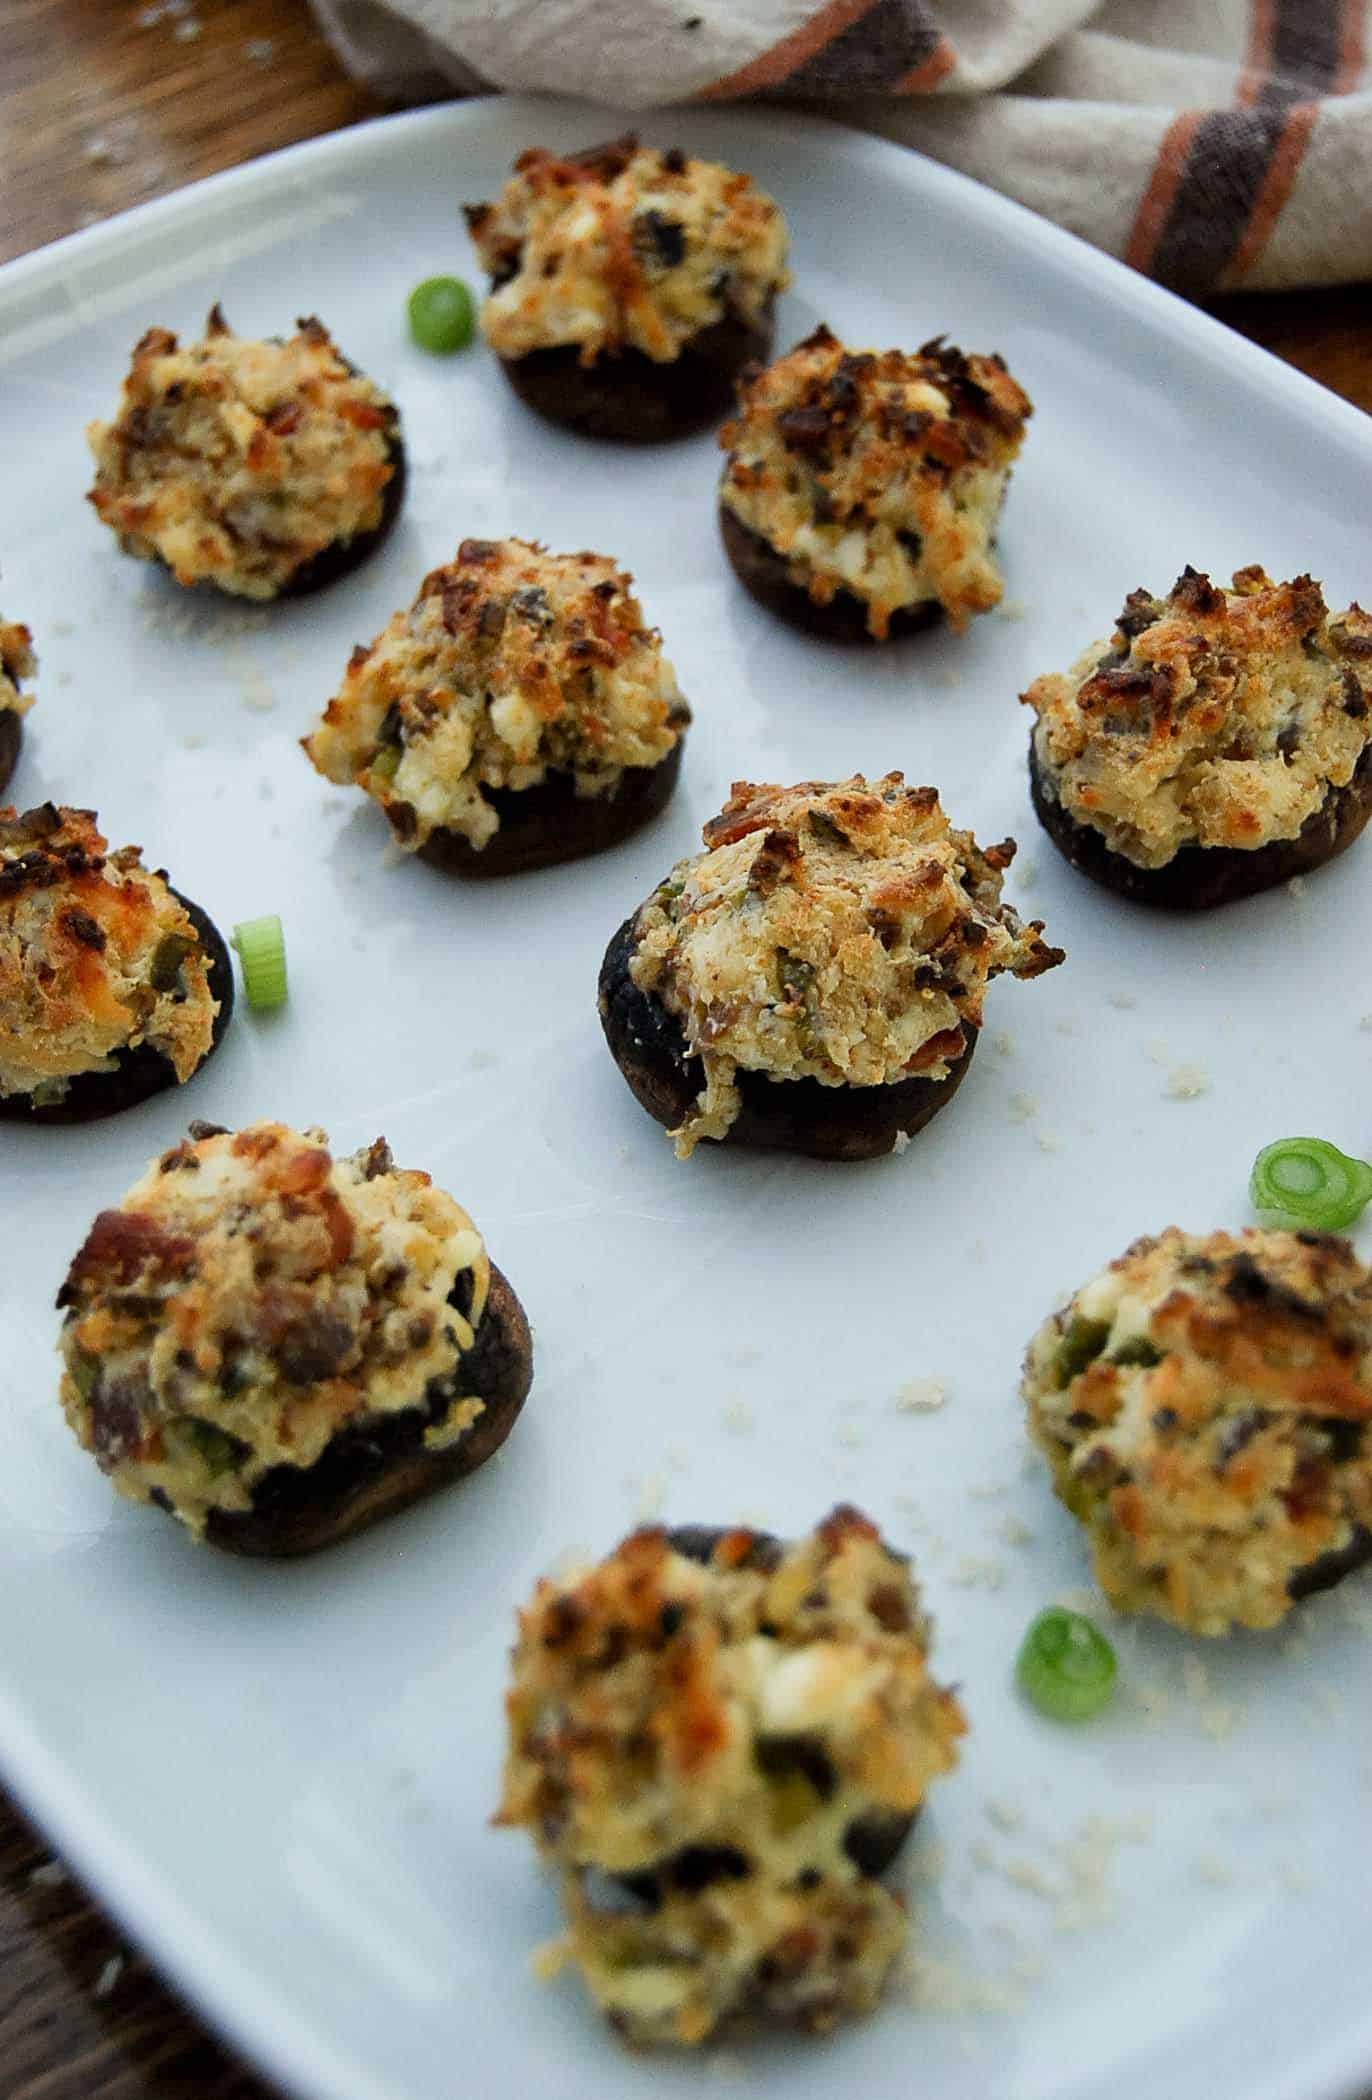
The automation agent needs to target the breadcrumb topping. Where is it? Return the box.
[1023,567,1372,866]
[499,1507,964,2047]
[87,308,399,600]
[0,805,217,1101]
[304,538,688,853]
[0,621,36,719]
[465,135,789,366]
[719,326,1032,638]
[57,1122,490,1534]
[1023,1227,1372,1634]
[630,774,1062,1156]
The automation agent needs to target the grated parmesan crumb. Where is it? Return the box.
[992,1030,1015,1057]
[1287,874,1307,899]
[999,1512,1034,1546]
[998,598,1026,621]
[894,1375,947,1413]
[1036,1129,1063,1153]
[891,1128,911,1153]
[1009,1091,1037,1122]
[1166,1062,1210,1100]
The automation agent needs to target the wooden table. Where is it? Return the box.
[0,5,1369,2095]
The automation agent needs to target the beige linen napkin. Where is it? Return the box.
[309,0,1372,292]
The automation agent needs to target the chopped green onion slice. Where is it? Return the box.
[231,914,287,1010]
[407,276,475,354]
[1249,1137,1372,1233]
[1017,1607,1117,1722]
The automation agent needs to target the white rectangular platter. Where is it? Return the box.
[1,93,1370,2100]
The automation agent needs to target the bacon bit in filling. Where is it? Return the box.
[303,538,688,853]
[86,308,398,600]
[499,1507,964,2047]
[1023,567,1372,867]
[719,325,1032,638]
[630,774,1062,1155]
[57,1122,491,1535]
[1023,1226,1372,1633]
[465,136,789,366]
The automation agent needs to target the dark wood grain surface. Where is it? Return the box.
[0,5,1369,2095]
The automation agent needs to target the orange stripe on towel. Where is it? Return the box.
[1123,110,1205,275]
[694,0,878,99]
[1224,99,1319,280]
[891,35,956,93]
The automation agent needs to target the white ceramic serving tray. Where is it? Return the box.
[1,93,1369,2100]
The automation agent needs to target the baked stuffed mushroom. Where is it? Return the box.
[1024,1227,1372,1635]
[0,620,36,792]
[599,774,1062,1160]
[718,325,1032,642]
[464,136,790,443]
[0,804,231,1123]
[87,307,405,600]
[56,1121,533,1555]
[1023,566,1372,908]
[498,1506,964,2047]
[304,538,690,874]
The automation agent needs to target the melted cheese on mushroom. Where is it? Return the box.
[1023,567,1372,866]
[465,136,788,367]
[1023,1227,1372,1634]
[87,308,399,600]
[57,1123,491,1534]
[630,774,1062,1156]
[304,538,688,852]
[0,804,217,1101]
[718,325,1032,638]
[0,621,36,719]
[499,1507,964,2047]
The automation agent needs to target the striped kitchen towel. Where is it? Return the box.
[309,0,1372,292]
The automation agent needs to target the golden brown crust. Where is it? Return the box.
[0,620,36,720]
[499,1507,964,2047]
[628,774,1061,1155]
[466,136,789,367]
[1022,567,1372,867]
[0,804,218,1102]
[1023,1227,1372,1634]
[86,309,399,600]
[57,1123,498,1538]
[718,325,1032,638]
[303,538,688,854]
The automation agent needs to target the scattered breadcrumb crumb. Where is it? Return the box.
[1287,875,1307,899]
[949,1553,1004,1590]
[1009,1091,1037,1122]
[992,1030,1015,1057]
[999,1512,1034,1546]
[721,1397,754,1434]
[894,1376,947,1413]
[1036,1130,1064,1153]
[636,1474,664,1519]
[836,1422,865,1449]
[1192,1852,1235,1887]
[1108,991,1136,1010]
[1166,1063,1209,1100]
[998,598,1026,621]
[531,1934,572,1980]
[939,666,964,688]
[984,1797,1022,1834]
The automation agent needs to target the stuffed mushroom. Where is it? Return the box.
[304,537,689,874]
[599,773,1062,1160]
[464,135,790,443]
[87,307,405,600]
[718,325,1032,642]
[1023,566,1372,908]
[498,1506,964,2047]
[0,804,230,1122]
[56,1120,533,1555]
[0,619,35,792]
[1023,1227,1372,1634]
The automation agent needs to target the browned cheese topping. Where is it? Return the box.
[719,325,1032,638]
[304,538,688,853]
[86,308,398,599]
[465,135,789,366]
[0,804,217,1102]
[0,620,36,718]
[1024,1228,1372,1634]
[57,1122,491,1535]
[630,774,1062,1155]
[1023,567,1372,867]
[499,1507,965,2047]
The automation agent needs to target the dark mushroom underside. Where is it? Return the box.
[0,713,21,795]
[718,504,943,645]
[201,1261,533,1557]
[1028,732,1372,911]
[611,1522,917,1909]
[598,915,976,1162]
[1287,1521,1372,1602]
[497,301,774,445]
[417,737,684,878]
[0,891,234,1125]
